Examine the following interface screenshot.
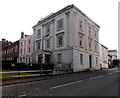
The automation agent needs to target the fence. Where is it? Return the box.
[54,62,73,71]
[0,69,53,79]
[1,63,73,79]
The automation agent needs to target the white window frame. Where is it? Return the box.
[57,34,64,47]
[46,39,50,49]
[46,24,51,34]
[37,29,41,38]
[57,18,64,31]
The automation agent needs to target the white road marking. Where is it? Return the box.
[115,71,120,73]
[50,75,105,89]
[97,75,104,78]
[50,80,83,90]
[108,73,114,75]
[89,75,104,80]
[15,94,27,98]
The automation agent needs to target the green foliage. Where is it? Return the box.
[113,59,119,65]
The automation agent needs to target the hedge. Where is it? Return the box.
[2,63,54,70]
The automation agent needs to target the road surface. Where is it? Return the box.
[2,68,120,97]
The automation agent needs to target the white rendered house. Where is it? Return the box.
[100,44,108,69]
[108,50,118,60]
[32,4,100,72]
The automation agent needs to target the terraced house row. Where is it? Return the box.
[1,4,104,72]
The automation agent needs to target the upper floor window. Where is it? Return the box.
[46,24,50,34]
[21,49,22,54]
[21,42,23,47]
[95,31,97,38]
[95,43,98,51]
[15,46,18,52]
[89,26,91,34]
[37,29,41,38]
[28,47,30,53]
[57,34,64,47]
[79,35,83,47]
[57,19,63,31]
[46,39,50,49]
[28,40,31,44]
[24,48,25,54]
[79,20,83,29]
[12,48,14,53]
[37,41,41,50]
[89,40,92,50]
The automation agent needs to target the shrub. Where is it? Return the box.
[42,63,54,70]
[2,63,26,70]
[2,63,12,70]
[113,59,119,66]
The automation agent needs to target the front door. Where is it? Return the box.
[38,54,43,63]
[89,55,92,68]
[45,54,50,63]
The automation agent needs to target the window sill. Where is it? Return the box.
[78,28,84,32]
[45,33,50,36]
[57,28,64,31]
[57,45,64,48]
[80,62,84,65]
[89,49,92,51]
[79,46,84,48]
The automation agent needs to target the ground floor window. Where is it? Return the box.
[80,54,83,64]
[58,53,62,64]
[96,57,98,66]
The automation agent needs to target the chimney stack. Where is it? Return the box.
[2,38,6,42]
[21,32,24,38]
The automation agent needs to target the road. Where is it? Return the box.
[2,68,120,97]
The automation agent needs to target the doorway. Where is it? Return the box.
[45,54,51,63]
[89,55,92,68]
[38,54,43,63]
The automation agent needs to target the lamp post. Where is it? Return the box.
[40,34,49,75]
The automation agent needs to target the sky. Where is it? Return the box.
[0,0,118,52]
